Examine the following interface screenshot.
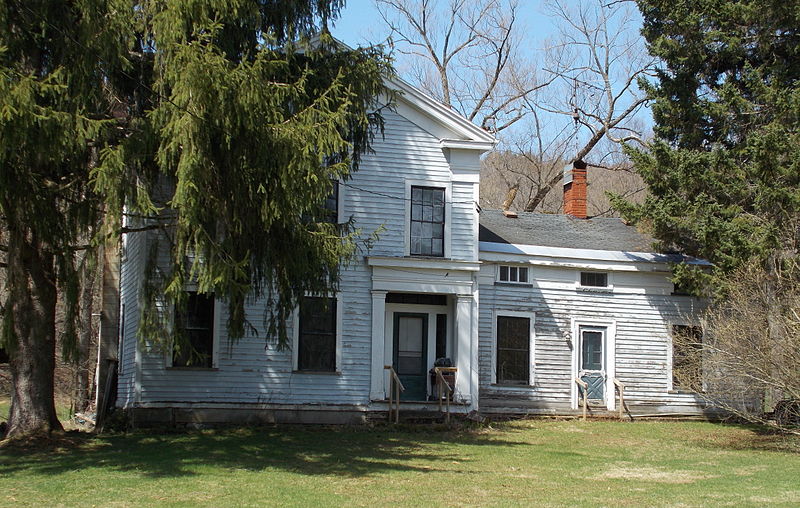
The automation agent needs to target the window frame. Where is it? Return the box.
[577,271,613,291]
[168,290,221,370]
[669,324,704,392]
[292,292,343,374]
[491,310,535,387]
[497,264,530,284]
[404,181,451,258]
[322,179,344,225]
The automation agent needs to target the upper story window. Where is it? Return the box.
[499,265,529,283]
[410,186,445,257]
[580,271,608,288]
[172,291,215,368]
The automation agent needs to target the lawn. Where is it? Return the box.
[1,420,798,507]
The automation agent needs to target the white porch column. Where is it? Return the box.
[454,293,475,407]
[470,288,480,411]
[369,290,388,401]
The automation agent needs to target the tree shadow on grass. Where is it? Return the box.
[690,422,800,454]
[0,425,530,479]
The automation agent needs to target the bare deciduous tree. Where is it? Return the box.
[674,264,800,434]
[510,0,654,212]
[376,0,549,133]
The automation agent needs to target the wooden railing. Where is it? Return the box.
[434,367,457,424]
[613,378,630,421]
[575,378,589,421]
[384,365,405,424]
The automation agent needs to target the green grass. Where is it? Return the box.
[1,420,798,507]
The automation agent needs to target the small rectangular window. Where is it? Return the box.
[410,186,445,257]
[298,296,337,372]
[672,325,703,391]
[498,265,528,283]
[580,272,608,287]
[496,316,530,385]
[323,180,339,224]
[173,292,215,368]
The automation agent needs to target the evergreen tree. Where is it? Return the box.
[615,1,800,290]
[0,1,391,439]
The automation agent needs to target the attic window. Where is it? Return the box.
[580,272,608,288]
[499,265,529,284]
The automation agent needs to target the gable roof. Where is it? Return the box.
[388,77,496,150]
[478,209,656,253]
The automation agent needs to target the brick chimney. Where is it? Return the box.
[563,159,588,219]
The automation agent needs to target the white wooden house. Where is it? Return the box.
[115,78,710,425]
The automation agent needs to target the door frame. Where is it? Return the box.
[570,317,616,410]
[384,302,450,400]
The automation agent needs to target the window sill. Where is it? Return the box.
[167,367,219,371]
[491,383,534,391]
[407,254,448,260]
[576,286,613,293]
[494,282,533,288]
[292,370,342,376]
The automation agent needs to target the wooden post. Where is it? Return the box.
[576,378,588,421]
[613,378,626,421]
[395,380,400,424]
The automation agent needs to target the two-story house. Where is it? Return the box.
[115,78,709,425]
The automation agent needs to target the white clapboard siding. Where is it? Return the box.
[120,107,479,408]
[479,263,707,414]
[116,225,146,407]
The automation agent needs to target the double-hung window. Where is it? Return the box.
[173,291,215,368]
[410,186,445,257]
[496,315,531,385]
[298,296,337,372]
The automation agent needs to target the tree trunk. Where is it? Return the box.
[4,227,62,439]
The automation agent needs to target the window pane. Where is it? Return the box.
[432,190,444,207]
[510,267,518,281]
[421,239,432,256]
[411,201,422,220]
[500,266,509,281]
[519,267,528,283]
[433,205,444,222]
[581,330,603,370]
[431,239,443,256]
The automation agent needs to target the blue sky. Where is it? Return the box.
[330,0,554,48]
[328,1,653,148]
